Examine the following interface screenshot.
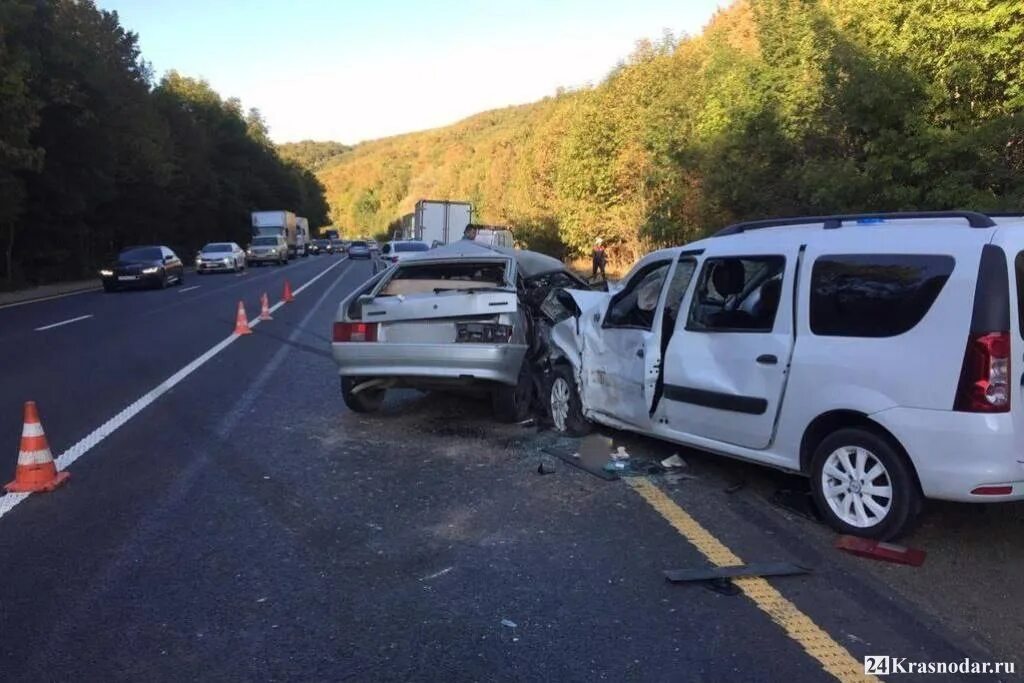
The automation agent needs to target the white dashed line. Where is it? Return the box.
[178,286,201,293]
[34,314,94,332]
[0,257,349,521]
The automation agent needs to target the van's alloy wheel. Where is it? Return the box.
[546,365,591,436]
[550,378,571,431]
[809,427,920,540]
[820,446,892,528]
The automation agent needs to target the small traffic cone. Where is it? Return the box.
[233,300,252,335]
[5,402,69,493]
[259,292,273,321]
[282,280,294,303]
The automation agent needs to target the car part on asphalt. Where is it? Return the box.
[662,562,811,584]
[540,446,618,481]
[834,535,927,567]
[536,461,556,475]
[661,453,687,468]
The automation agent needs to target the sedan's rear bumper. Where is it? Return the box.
[333,342,527,386]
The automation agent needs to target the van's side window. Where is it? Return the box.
[1014,252,1024,337]
[810,254,955,337]
[687,256,785,332]
[604,261,671,330]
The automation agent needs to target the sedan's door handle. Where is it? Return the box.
[756,354,778,365]
[636,348,644,358]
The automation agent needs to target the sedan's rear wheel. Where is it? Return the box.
[492,365,534,423]
[547,365,591,436]
[341,377,386,413]
[809,427,920,540]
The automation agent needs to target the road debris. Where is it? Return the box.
[500,619,517,629]
[664,471,698,485]
[536,461,556,475]
[661,453,687,468]
[611,446,630,461]
[835,535,926,567]
[663,562,811,583]
[421,566,454,581]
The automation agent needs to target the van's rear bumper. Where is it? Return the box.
[872,407,1024,502]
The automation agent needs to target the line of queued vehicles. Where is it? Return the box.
[98,210,353,291]
[332,209,1024,541]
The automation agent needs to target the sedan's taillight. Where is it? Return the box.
[333,322,378,342]
[954,331,1010,412]
[391,256,399,263]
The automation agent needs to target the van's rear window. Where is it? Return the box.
[810,254,954,337]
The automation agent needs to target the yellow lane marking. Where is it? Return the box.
[626,477,878,683]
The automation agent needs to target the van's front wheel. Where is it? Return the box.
[810,428,920,540]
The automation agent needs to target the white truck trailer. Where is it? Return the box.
[252,210,299,259]
[295,216,310,257]
[414,200,472,246]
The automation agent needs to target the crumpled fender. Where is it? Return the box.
[548,289,611,412]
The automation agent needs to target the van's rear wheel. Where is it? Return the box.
[341,377,386,413]
[810,428,920,540]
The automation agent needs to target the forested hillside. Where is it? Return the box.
[0,0,330,288]
[318,0,1023,261]
[277,141,353,172]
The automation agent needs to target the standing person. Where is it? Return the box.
[591,237,607,281]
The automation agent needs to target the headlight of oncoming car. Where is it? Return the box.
[142,266,159,275]
[99,269,113,277]
[455,322,514,343]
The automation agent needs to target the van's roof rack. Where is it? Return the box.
[714,210,996,237]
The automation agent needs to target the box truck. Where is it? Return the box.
[252,210,298,259]
[414,200,472,247]
[295,217,310,257]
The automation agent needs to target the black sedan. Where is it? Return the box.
[99,245,185,291]
[308,239,332,255]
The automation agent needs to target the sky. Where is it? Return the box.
[97,0,726,144]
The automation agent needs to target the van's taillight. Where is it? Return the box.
[333,322,378,342]
[955,332,1010,412]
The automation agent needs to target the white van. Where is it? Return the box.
[545,211,1024,539]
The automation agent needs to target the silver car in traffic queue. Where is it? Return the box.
[247,235,289,265]
[332,242,540,421]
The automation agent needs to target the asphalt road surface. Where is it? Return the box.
[0,255,1019,682]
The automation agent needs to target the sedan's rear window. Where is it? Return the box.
[380,261,508,296]
[350,241,368,248]
[395,242,429,252]
[119,247,162,260]
[810,254,954,337]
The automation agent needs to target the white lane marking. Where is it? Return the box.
[0,287,102,310]
[0,256,350,521]
[34,314,93,332]
[178,286,201,293]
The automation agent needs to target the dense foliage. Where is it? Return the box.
[277,141,352,172]
[0,0,330,287]
[317,0,1023,261]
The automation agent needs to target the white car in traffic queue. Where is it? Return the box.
[544,211,1024,539]
[372,240,432,274]
[196,242,247,273]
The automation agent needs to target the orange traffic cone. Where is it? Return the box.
[259,292,273,321]
[233,300,252,335]
[283,280,294,303]
[5,402,69,493]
